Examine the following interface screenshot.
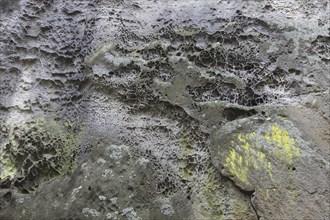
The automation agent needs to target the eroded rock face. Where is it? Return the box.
[0,118,78,194]
[210,117,329,219]
[0,0,329,219]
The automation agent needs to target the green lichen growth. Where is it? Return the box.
[203,165,224,220]
[0,117,80,193]
[177,131,226,219]
[177,131,195,181]
[0,157,17,180]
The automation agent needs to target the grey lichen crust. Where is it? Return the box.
[0,0,329,219]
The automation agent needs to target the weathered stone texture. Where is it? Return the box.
[0,0,329,219]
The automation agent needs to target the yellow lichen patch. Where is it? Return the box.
[224,122,300,185]
[225,149,249,184]
[267,161,273,180]
[265,124,300,163]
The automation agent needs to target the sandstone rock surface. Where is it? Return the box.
[0,0,329,219]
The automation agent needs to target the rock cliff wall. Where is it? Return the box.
[0,0,329,219]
